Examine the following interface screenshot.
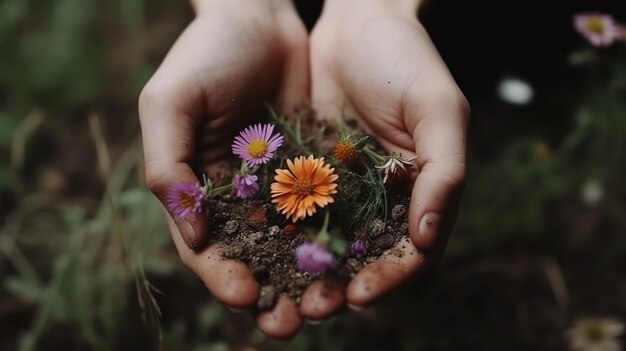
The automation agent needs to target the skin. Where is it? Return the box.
[306,0,469,316]
[138,0,468,339]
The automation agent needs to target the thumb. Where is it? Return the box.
[406,90,469,255]
[139,87,208,250]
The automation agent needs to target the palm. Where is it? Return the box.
[145,11,304,169]
[313,16,459,154]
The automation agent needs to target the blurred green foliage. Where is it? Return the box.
[0,0,625,350]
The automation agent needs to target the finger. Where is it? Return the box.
[299,279,345,321]
[139,85,207,250]
[274,4,310,114]
[168,216,260,308]
[256,295,303,339]
[346,238,425,307]
[310,22,351,120]
[405,89,469,253]
[310,70,347,120]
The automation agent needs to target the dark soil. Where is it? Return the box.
[206,195,410,310]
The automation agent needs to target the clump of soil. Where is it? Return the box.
[206,195,410,310]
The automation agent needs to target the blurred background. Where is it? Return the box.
[1,1,625,350]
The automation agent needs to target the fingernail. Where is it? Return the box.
[176,218,199,250]
[305,318,324,325]
[347,303,365,311]
[418,212,441,248]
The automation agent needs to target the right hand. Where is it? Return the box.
[138,0,308,338]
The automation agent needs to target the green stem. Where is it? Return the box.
[316,210,331,244]
[363,146,387,164]
[295,115,302,145]
[211,184,232,196]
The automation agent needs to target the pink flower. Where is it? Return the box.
[232,123,284,167]
[233,174,259,199]
[295,242,335,275]
[167,182,206,219]
[574,13,621,47]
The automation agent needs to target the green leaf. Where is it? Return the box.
[568,49,598,66]
[328,235,347,256]
[4,277,43,302]
[192,343,229,351]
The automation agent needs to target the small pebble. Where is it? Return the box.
[245,232,262,246]
[246,204,267,229]
[391,204,407,220]
[252,265,269,282]
[276,281,287,292]
[214,213,229,225]
[223,245,243,259]
[399,222,409,235]
[257,285,278,310]
[368,219,385,237]
[346,258,363,274]
[268,225,280,236]
[223,220,239,235]
[374,234,395,251]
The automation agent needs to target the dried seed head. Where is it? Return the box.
[334,140,360,166]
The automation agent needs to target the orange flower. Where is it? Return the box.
[271,155,338,222]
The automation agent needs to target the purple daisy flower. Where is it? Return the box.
[295,242,335,275]
[166,182,206,219]
[350,238,367,259]
[574,13,621,47]
[232,123,284,167]
[233,174,259,199]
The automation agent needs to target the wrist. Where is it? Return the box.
[321,0,424,19]
[191,0,293,16]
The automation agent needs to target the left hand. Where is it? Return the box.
[301,0,469,319]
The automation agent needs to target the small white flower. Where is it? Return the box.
[498,77,534,105]
[567,317,624,351]
[375,153,418,183]
[581,179,604,206]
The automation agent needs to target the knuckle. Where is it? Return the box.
[420,84,470,123]
[144,162,166,194]
[443,163,467,193]
[421,83,455,105]
[138,82,164,118]
[457,92,471,124]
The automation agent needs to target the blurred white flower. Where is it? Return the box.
[567,317,623,351]
[497,78,534,105]
[581,179,604,206]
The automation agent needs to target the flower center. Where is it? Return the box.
[294,179,314,197]
[585,17,605,34]
[585,324,606,342]
[248,140,269,158]
[180,193,197,210]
